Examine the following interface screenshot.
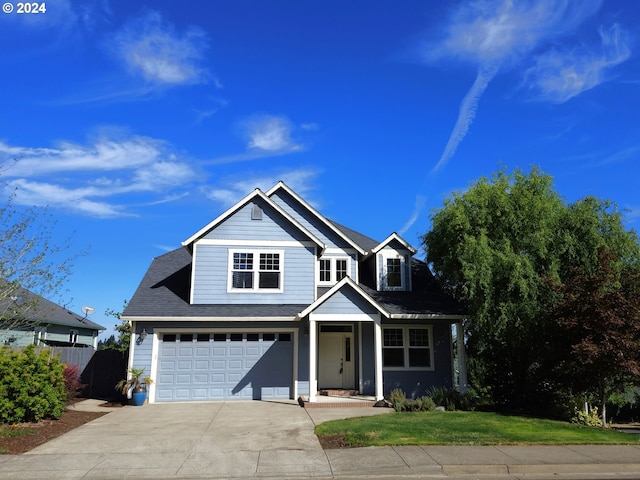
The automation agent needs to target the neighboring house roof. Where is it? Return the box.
[124,248,307,320]
[0,283,105,331]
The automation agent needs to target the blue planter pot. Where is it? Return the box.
[131,391,147,406]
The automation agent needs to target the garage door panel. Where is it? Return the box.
[157,333,293,402]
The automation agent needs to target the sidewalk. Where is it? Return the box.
[0,400,638,479]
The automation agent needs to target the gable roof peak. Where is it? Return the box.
[181,186,326,253]
[369,232,417,256]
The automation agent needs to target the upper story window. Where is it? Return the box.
[318,257,350,285]
[229,250,283,292]
[379,251,409,291]
[386,258,402,287]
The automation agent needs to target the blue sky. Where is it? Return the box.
[1,0,638,338]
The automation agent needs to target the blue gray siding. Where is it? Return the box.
[192,244,316,304]
[315,287,378,315]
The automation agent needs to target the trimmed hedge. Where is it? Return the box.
[0,345,67,423]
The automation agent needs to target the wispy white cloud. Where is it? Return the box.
[204,168,321,206]
[0,136,198,218]
[206,115,307,165]
[244,115,303,152]
[524,23,631,103]
[425,0,605,173]
[110,10,210,86]
[398,195,427,236]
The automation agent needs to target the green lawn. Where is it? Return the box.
[315,411,640,447]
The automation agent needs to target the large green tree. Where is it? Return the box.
[423,168,640,410]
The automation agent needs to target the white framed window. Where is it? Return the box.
[318,257,350,285]
[228,249,284,292]
[382,326,433,370]
[379,251,409,291]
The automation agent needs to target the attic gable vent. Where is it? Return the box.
[251,204,263,220]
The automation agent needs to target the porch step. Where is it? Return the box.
[297,394,386,409]
[319,389,359,397]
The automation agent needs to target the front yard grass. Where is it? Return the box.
[315,411,640,448]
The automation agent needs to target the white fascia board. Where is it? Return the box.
[122,316,299,322]
[369,232,418,256]
[266,181,366,256]
[309,313,378,322]
[387,314,466,321]
[181,188,326,254]
[296,276,389,319]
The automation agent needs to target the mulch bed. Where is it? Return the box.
[318,434,347,449]
[0,410,107,455]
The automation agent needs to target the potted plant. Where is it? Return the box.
[116,368,153,406]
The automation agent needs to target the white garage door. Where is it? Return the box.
[156,332,293,402]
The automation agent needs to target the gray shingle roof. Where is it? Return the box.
[0,283,105,331]
[125,247,466,319]
[123,248,307,318]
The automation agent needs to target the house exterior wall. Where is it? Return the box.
[191,243,316,304]
[43,325,98,348]
[360,321,453,399]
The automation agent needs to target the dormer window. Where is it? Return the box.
[386,258,402,287]
[379,251,410,291]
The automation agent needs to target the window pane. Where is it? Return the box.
[320,259,331,282]
[196,333,210,342]
[163,334,176,342]
[259,253,279,270]
[247,333,259,341]
[383,348,404,367]
[180,333,193,342]
[409,348,431,367]
[409,329,429,346]
[387,258,401,287]
[233,252,253,270]
[213,333,226,342]
[230,333,243,341]
[336,259,347,280]
[259,271,280,288]
[232,271,253,288]
[383,328,403,347]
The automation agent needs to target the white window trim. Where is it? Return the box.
[317,256,351,286]
[382,325,434,371]
[227,249,285,293]
[378,251,408,291]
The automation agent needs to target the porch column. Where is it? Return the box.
[308,316,317,402]
[374,317,384,400]
[456,321,468,394]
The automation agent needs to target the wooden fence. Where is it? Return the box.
[5,346,128,400]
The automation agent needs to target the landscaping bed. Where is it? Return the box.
[0,410,106,454]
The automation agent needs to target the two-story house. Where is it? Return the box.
[123,182,466,404]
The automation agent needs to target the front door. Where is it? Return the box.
[318,326,354,389]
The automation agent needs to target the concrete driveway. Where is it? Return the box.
[0,400,393,478]
[1,400,640,479]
